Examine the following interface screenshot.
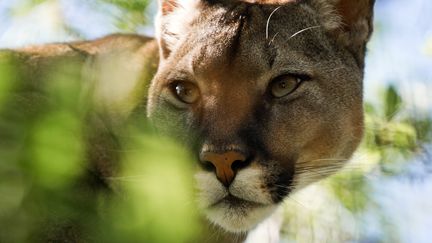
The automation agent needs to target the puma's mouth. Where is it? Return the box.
[195,168,283,232]
[210,194,265,209]
[205,195,277,233]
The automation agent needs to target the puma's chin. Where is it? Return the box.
[205,196,277,233]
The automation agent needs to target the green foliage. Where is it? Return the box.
[330,85,431,235]
[8,0,151,34]
[363,85,431,174]
[411,117,432,144]
[0,53,202,242]
[99,0,149,12]
[10,0,50,16]
[100,128,201,242]
[281,83,432,241]
[0,53,17,110]
[328,172,369,213]
[96,0,151,31]
[27,61,87,190]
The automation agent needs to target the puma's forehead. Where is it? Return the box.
[241,0,297,4]
[165,2,337,83]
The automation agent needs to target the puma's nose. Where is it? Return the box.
[200,151,248,187]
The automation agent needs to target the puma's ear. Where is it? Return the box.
[160,0,180,15]
[311,0,375,67]
[155,0,202,60]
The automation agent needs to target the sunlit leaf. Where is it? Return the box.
[10,0,53,17]
[375,122,417,150]
[98,0,150,31]
[99,0,149,12]
[384,85,402,121]
[30,111,85,189]
[409,117,432,144]
[328,172,369,213]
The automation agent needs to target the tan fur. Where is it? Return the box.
[149,0,375,238]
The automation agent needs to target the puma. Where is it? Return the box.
[0,0,375,241]
[148,0,374,236]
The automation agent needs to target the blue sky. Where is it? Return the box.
[365,0,432,112]
[0,0,431,111]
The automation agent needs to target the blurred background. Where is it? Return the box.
[0,0,431,242]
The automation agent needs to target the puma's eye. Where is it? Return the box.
[171,81,200,104]
[270,75,303,98]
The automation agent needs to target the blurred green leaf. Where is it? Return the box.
[11,0,54,17]
[410,117,432,144]
[30,111,85,189]
[98,0,150,31]
[328,172,369,213]
[384,85,402,121]
[102,129,202,242]
[99,0,149,12]
[0,52,18,110]
[375,122,417,149]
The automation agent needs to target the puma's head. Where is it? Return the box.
[147,0,374,233]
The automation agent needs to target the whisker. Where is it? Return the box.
[273,183,292,189]
[266,6,282,40]
[296,165,369,176]
[268,32,280,46]
[297,158,350,164]
[285,197,308,209]
[296,170,338,179]
[289,25,321,39]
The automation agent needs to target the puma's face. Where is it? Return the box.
[148,0,374,233]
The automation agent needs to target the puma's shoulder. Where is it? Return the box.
[2,34,159,117]
[13,34,156,57]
